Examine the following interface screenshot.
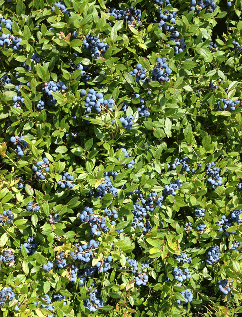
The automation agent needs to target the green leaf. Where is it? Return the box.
[233,261,240,272]
[111,20,123,41]
[84,138,93,151]
[0,233,8,247]
[14,219,28,229]
[164,118,172,137]
[44,281,50,293]
[31,214,38,227]
[25,184,34,196]
[36,64,48,82]
[23,25,31,40]
[22,260,29,275]
[56,146,68,153]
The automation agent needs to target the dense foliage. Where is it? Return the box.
[0,0,242,316]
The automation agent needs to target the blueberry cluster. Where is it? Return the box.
[71,240,99,262]
[169,156,190,172]
[216,215,232,235]
[79,267,97,286]
[12,95,25,109]
[218,278,233,295]
[91,175,118,198]
[40,294,54,313]
[0,33,22,50]
[184,222,193,231]
[52,2,69,15]
[158,10,177,32]
[124,7,142,27]
[137,191,164,210]
[238,183,242,191]
[174,253,192,264]
[69,265,78,283]
[26,201,40,212]
[0,73,11,86]
[0,250,15,267]
[168,31,186,55]
[83,35,109,59]
[206,245,220,265]
[23,236,37,254]
[153,0,171,5]
[0,287,15,306]
[82,88,114,114]
[217,209,242,236]
[121,258,149,286]
[195,208,205,217]
[190,0,216,13]
[84,284,105,313]
[173,267,191,282]
[49,213,59,223]
[56,252,67,269]
[208,41,219,52]
[120,115,134,130]
[129,64,150,84]
[10,136,29,156]
[108,8,124,25]
[196,223,206,232]
[42,81,67,106]
[22,53,41,71]
[232,41,242,53]
[206,162,223,189]
[122,94,150,118]
[177,289,193,304]
[163,179,183,196]
[96,256,113,273]
[32,158,50,180]
[131,203,152,232]
[117,147,135,168]
[217,98,240,111]
[36,99,45,110]
[57,172,76,189]
[79,207,109,236]
[72,61,91,82]
[43,261,54,272]
[152,57,172,83]
[230,241,241,251]
[0,15,13,31]
[0,210,14,226]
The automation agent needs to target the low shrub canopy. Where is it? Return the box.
[0,0,242,316]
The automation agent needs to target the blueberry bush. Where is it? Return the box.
[0,0,242,316]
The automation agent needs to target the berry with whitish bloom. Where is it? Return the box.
[22,236,37,254]
[0,287,15,307]
[174,253,192,264]
[206,162,223,189]
[0,250,15,267]
[152,57,172,83]
[33,158,50,180]
[206,245,220,265]
[57,172,76,189]
[196,223,206,232]
[218,278,233,295]
[43,262,54,272]
[217,98,240,111]
[177,290,193,304]
[195,208,205,217]
[49,214,59,223]
[173,267,191,282]
[83,34,109,59]
[56,252,67,269]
